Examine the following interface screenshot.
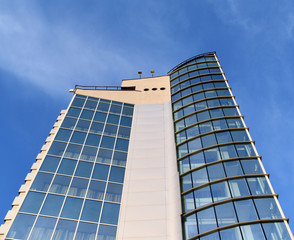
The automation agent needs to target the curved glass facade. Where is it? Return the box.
[169,52,292,240]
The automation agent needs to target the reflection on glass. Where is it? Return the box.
[29,216,57,240]
[6,213,36,240]
[52,219,77,240]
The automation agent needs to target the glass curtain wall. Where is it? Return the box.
[6,95,134,240]
[169,52,292,240]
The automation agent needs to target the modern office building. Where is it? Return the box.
[0,52,293,240]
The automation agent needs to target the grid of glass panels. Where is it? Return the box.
[170,53,292,240]
[6,95,134,240]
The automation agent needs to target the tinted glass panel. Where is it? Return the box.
[81,200,102,222]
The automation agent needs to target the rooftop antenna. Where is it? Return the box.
[150,69,155,77]
[138,71,142,78]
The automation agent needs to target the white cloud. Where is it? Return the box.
[0,3,133,95]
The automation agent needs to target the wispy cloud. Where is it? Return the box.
[0,3,134,95]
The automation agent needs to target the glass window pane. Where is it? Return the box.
[20,191,45,214]
[194,185,213,208]
[100,136,115,149]
[220,227,242,240]
[207,99,220,108]
[181,174,192,192]
[191,168,208,187]
[40,156,60,173]
[92,164,110,182]
[223,107,239,116]
[61,117,77,130]
[183,214,198,239]
[178,143,188,158]
[182,96,193,106]
[67,107,81,118]
[219,145,237,159]
[52,219,77,240]
[75,119,91,132]
[197,207,217,233]
[205,90,217,98]
[109,166,125,183]
[183,105,195,116]
[68,178,89,197]
[94,111,107,122]
[31,172,54,192]
[228,178,250,197]
[120,116,132,127]
[29,216,57,240]
[200,232,220,240]
[75,161,93,178]
[176,131,186,144]
[115,138,129,152]
[215,201,237,227]
[107,114,120,125]
[209,108,224,118]
[231,130,249,142]
[241,159,263,174]
[49,175,71,194]
[118,126,131,138]
[100,202,120,225]
[190,152,205,169]
[70,131,87,144]
[48,141,67,156]
[85,99,98,109]
[57,158,77,175]
[201,133,217,148]
[212,119,228,131]
[226,118,244,128]
[211,181,231,202]
[81,200,102,222]
[60,197,83,219]
[179,158,190,174]
[235,143,256,157]
[97,102,110,112]
[216,131,232,144]
[87,180,106,200]
[182,192,195,213]
[122,106,133,116]
[184,114,197,127]
[105,183,123,202]
[241,224,266,240]
[195,101,207,111]
[254,198,282,219]
[262,222,292,240]
[80,146,98,162]
[186,126,200,139]
[188,138,202,153]
[6,213,36,240]
[97,148,112,164]
[247,177,272,195]
[64,143,82,159]
[55,128,72,142]
[199,121,213,134]
[85,133,101,147]
[89,122,104,134]
[207,163,226,181]
[204,147,221,163]
[234,199,258,222]
[72,97,85,108]
[112,151,127,166]
[97,225,117,240]
[197,111,210,122]
[40,194,64,216]
[223,160,243,177]
[75,222,97,240]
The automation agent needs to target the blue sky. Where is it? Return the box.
[1,0,294,230]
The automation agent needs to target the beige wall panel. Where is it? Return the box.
[75,76,171,104]
[116,102,182,240]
